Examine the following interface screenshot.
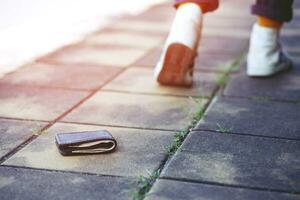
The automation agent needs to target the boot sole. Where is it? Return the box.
[157,43,195,87]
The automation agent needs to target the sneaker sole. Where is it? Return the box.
[157,43,195,87]
[247,61,293,77]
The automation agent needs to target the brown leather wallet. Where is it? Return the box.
[55,130,117,156]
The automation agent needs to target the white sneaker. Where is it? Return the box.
[247,23,292,77]
[154,3,202,87]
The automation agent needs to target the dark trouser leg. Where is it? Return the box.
[252,0,294,22]
[174,0,219,13]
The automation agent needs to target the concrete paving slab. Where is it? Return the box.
[161,131,300,193]
[3,123,173,177]
[204,17,254,29]
[134,48,242,73]
[208,1,253,19]
[38,45,147,68]
[146,179,300,200]
[196,97,300,140]
[282,31,300,54]
[0,166,133,200]
[202,27,251,40]
[0,63,121,91]
[103,67,219,98]
[119,3,175,23]
[111,19,171,35]
[224,69,300,102]
[133,48,161,68]
[195,53,240,73]
[198,36,248,56]
[62,91,206,131]
[0,85,88,121]
[84,31,164,50]
[0,119,47,158]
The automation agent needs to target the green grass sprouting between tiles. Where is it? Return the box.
[31,123,47,136]
[130,170,161,200]
[217,52,246,87]
[130,99,205,200]
[130,52,246,200]
[216,123,233,133]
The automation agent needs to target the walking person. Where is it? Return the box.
[154,0,294,87]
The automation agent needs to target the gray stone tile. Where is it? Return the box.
[0,166,132,200]
[134,48,242,73]
[0,63,121,90]
[195,53,241,73]
[103,67,219,98]
[0,119,47,158]
[282,29,300,54]
[196,97,300,140]
[161,131,300,193]
[0,85,88,121]
[3,123,173,177]
[62,91,206,131]
[146,179,300,200]
[224,68,300,102]
[198,36,249,56]
[206,1,253,19]
[204,17,254,29]
[202,27,251,40]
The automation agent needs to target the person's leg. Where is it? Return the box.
[247,0,294,77]
[154,0,219,87]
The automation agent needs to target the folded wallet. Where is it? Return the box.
[55,130,117,156]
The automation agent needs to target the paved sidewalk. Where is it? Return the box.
[0,0,299,200]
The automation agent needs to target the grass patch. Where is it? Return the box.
[166,98,205,156]
[165,130,188,155]
[31,123,47,136]
[217,73,230,87]
[216,54,245,87]
[251,96,271,101]
[130,52,246,200]
[216,123,232,133]
[130,169,161,200]
[130,98,206,199]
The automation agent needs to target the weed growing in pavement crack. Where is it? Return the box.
[165,130,189,156]
[251,96,271,101]
[216,123,233,133]
[217,52,245,87]
[166,98,205,156]
[31,124,46,136]
[130,98,206,200]
[217,73,230,87]
[130,169,161,200]
[130,52,246,200]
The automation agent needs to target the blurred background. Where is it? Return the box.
[0,0,167,77]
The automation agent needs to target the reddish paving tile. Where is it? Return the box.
[133,48,241,73]
[0,85,88,121]
[61,91,207,131]
[0,63,121,91]
[103,67,220,98]
[38,45,147,68]
[133,48,162,68]
[84,31,164,50]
